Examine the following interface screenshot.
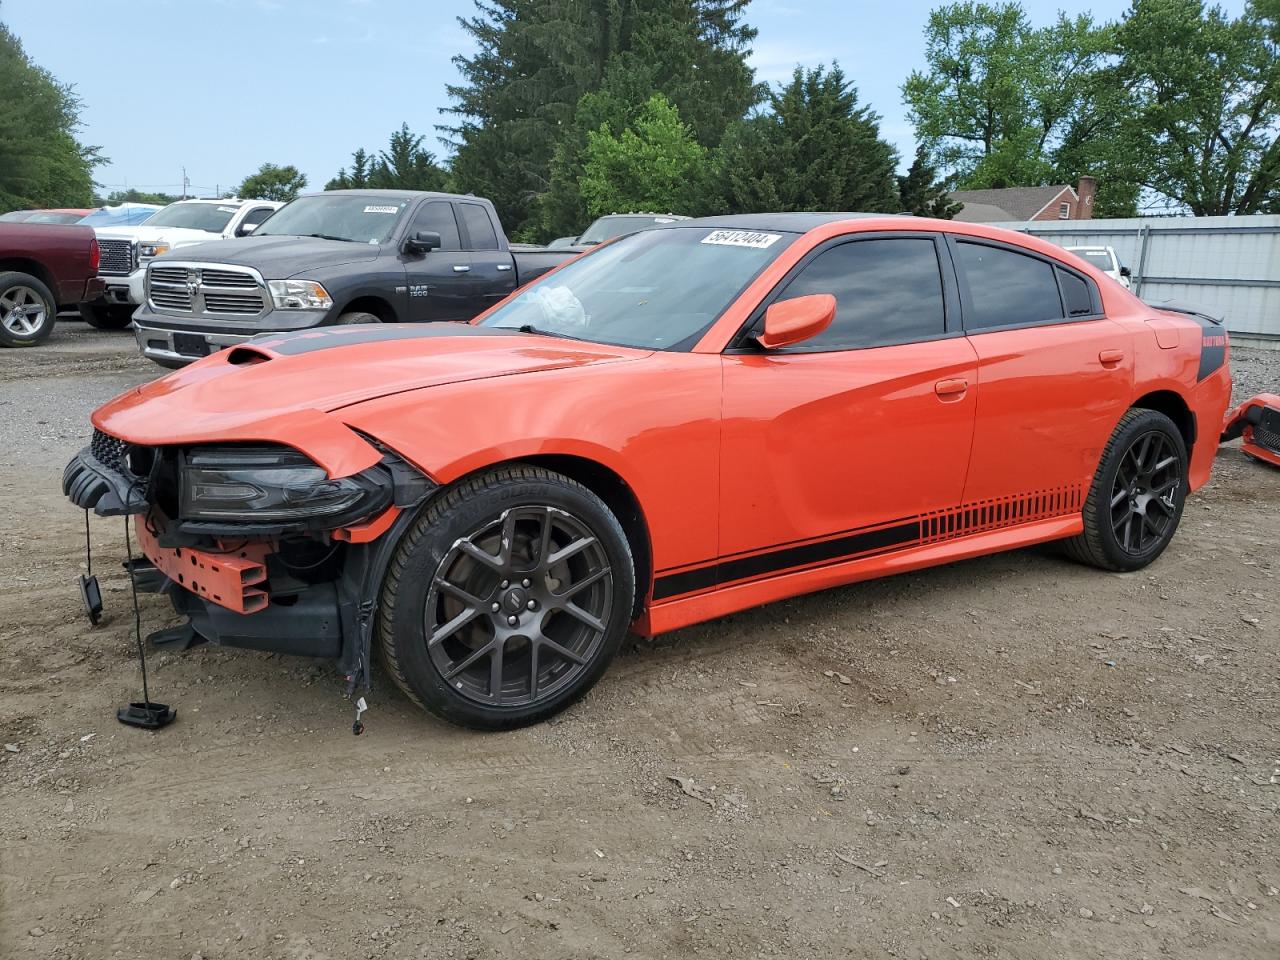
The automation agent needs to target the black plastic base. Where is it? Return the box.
[79,574,103,625]
[117,702,177,729]
[148,623,206,651]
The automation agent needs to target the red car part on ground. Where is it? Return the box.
[1221,393,1280,467]
[65,214,1233,729]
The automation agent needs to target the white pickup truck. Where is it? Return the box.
[81,198,282,328]
[1065,245,1132,289]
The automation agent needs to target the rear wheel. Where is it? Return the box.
[78,302,135,330]
[0,272,56,347]
[378,465,635,729]
[1064,408,1187,571]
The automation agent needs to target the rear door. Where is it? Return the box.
[401,200,474,322]
[716,234,979,582]
[950,237,1133,509]
[455,200,518,313]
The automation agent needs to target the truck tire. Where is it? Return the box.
[78,302,136,330]
[335,311,382,325]
[0,271,57,347]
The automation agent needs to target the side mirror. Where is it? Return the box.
[1119,265,1132,278]
[405,230,441,254]
[235,222,258,237]
[757,294,836,350]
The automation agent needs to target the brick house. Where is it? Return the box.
[948,176,1097,223]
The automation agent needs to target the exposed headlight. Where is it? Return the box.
[268,279,332,310]
[138,242,171,262]
[180,446,388,526]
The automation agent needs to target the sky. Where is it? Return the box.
[4,0,1249,199]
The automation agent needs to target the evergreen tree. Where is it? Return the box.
[370,124,447,191]
[444,0,759,237]
[898,146,962,218]
[0,18,102,211]
[327,148,372,190]
[719,64,900,214]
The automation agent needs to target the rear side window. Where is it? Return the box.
[409,201,460,250]
[773,237,946,350]
[1057,268,1095,318]
[241,206,276,228]
[956,241,1064,331]
[458,203,499,251]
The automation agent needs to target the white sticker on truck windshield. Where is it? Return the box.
[217,206,238,213]
[700,229,781,249]
[363,205,399,214]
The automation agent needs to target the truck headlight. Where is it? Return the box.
[268,279,332,310]
[180,446,389,525]
[138,242,171,262]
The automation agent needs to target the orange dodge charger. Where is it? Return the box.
[66,214,1233,729]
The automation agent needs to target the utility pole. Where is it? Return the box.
[181,167,190,200]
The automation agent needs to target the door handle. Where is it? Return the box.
[934,378,968,400]
[1098,348,1124,367]
[496,264,512,272]
[452,264,471,273]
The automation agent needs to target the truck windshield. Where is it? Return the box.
[479,227,795,350]
[579,215,676,244]
[143,203,239,233]
[254,195,410,244]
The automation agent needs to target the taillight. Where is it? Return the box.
[89,237,100,273]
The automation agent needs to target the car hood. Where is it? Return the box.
[94,225,223,245]
[92,325,647,475]
[151,235,382,277]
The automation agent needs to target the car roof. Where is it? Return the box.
[304,189,477,203]
[677,212,902,233]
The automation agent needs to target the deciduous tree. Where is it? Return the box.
[237,163,308,202]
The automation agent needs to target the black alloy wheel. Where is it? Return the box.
[379,465,635,729]
[1064,407,1188,572]
[426,505,614,708]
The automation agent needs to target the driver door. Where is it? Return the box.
[718,235,978,580]
[400,200,473,323]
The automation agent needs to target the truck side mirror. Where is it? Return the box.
[405,231,441,254]
[235,222,258,237]
[1120,265,1132,278]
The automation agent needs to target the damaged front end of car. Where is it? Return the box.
[63,427,435,688]
[1221,393,1280,468]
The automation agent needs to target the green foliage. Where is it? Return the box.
[444,0,760,238]
[898,147,962,218]
[0,18,102,212]
[578,94,712,218]
[101,188,178,206]
[237,163,308,202]
[328,125,446,192]
[1108,0,1280,215]
[719,64,900,214]
[902,3,1112,192]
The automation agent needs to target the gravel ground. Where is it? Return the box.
[1,323,1278,960]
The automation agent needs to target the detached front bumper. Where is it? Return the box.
[62,442,148,516]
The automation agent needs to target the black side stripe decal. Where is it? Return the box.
[652,520,920,601]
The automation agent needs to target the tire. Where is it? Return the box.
[78,302,135,330]
[0,271,56,347]
[378,465,636,729]
[1063,408,1188,572]
[334,311,382,325]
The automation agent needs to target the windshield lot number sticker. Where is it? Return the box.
[364,205,399,214]
[701,230,781,249]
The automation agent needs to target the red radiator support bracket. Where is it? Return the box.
[134,516,273,614]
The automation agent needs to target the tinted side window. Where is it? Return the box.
[458,203,499,250]
[956,242,1064,330]
[774,238,946,350]
[409,201,460,250]
[1057,268,1095,318]
[242,206,275,227]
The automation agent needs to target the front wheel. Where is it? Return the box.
[378,465,635,729]
[1063,408,1188,571]
[0,272,56,346]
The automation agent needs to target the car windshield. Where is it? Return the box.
[0,211,37,222]
[27,211,84,224]
[479,226,795,350]
[579,215,677,244]
[142,203,239,233]
[79,205,161,226]
[254,195,410,243]
[1074,249,1114,266]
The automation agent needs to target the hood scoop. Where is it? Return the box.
[225,345,274,365]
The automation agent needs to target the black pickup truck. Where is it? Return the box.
[131,190,574,367]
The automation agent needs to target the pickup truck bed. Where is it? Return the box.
[0,222,105,347]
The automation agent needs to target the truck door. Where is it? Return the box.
[455,201,518,314]
[400,200,474,323]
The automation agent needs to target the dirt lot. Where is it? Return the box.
[1,324,1278,960]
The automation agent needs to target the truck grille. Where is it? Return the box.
[1255,408,1280,454]
[90,429,128,472]
[147,263,267,319]
[98,239,134,276]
